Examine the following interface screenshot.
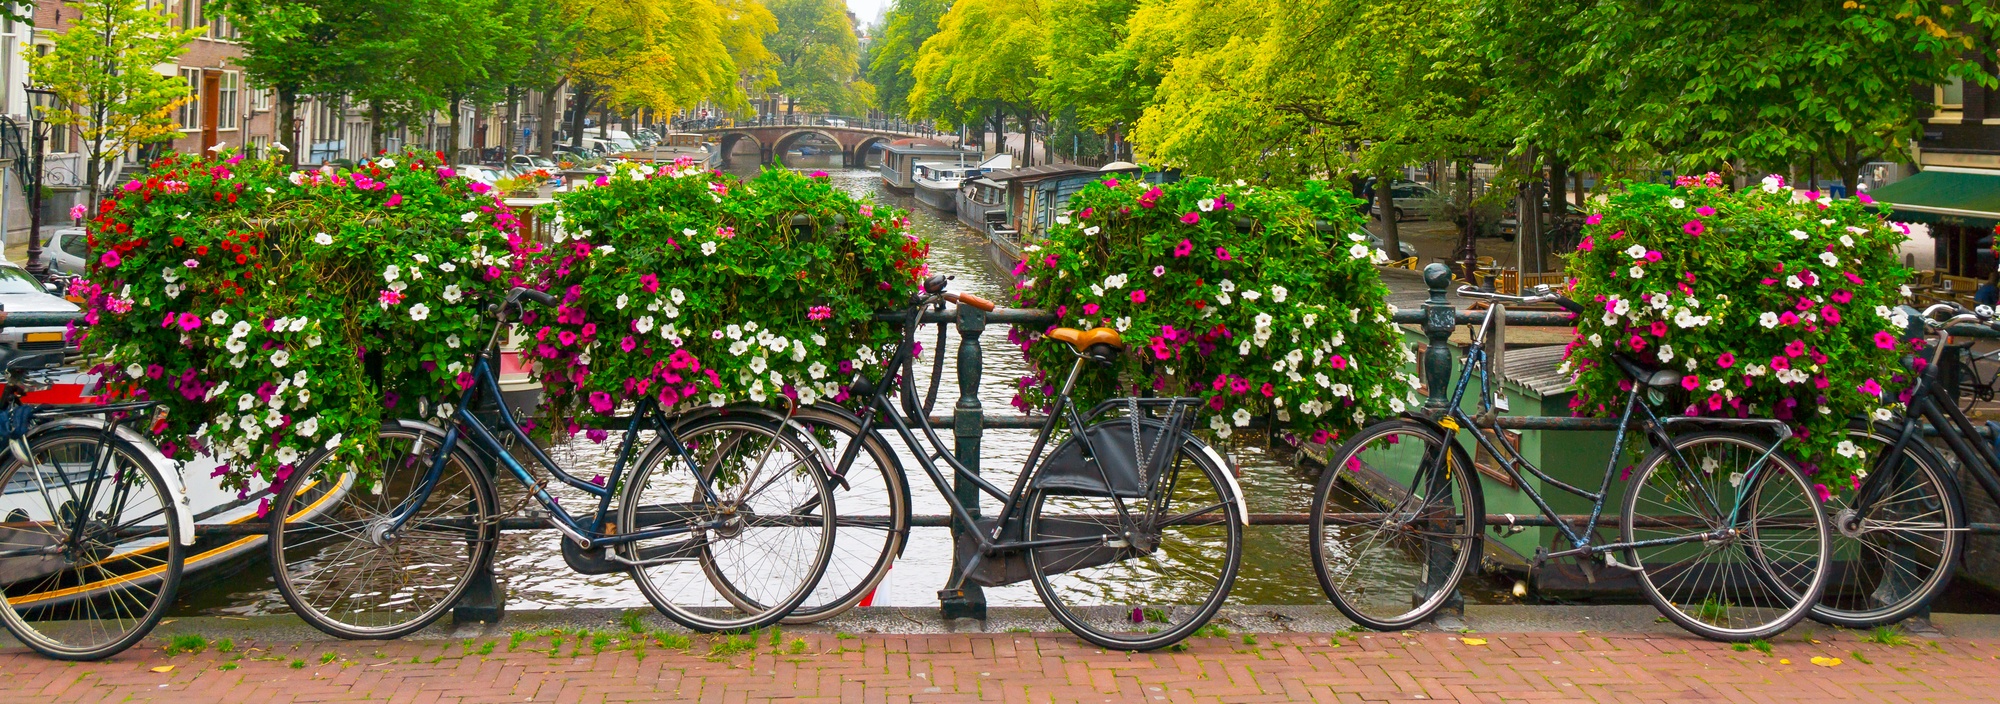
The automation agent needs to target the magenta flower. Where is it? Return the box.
[1771,356,1791,371]
[1695,205,1716,216]
[1173,239,1193,257]
[641,273,659,293]
[589,391,614,414]
[1717,352,1736,368]
[810,170,828,178]
[1138,187,1162,209]
[1780,311,1799,326]
[176,312,201,332]
[1104,178,1120,189]
[809,305,833,320]
[1680,375,1699,391]
[1329,354,1349,370]
[1650,320,1668,337]
[1822,306,1841,324]
[1578,235,1594,252]
[1082,303,1099,315]
[100,250,122,269]
[558,330,578,346]
[1585,213,1603,225]
[1629,335,1646,351]
[1845,272,1865,285]
[619,336,637,352]
[1784,339,1807,357]
[1874,330,1897,349]
[1644,250,1662,263]
[1130,290,1147,304]
[378,289,403,306]
[1683,220,1704,236]
[384,193,404,208]
[1858,378,1883,396]
[1214,246,1231,261]
[1181,212,1201,225]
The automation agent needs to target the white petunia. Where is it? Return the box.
[271,349,291,368]
[314,232,334,245]
[1789,229,1808,240]
[442,284,462,303]
[409,303,430,321]
[701,241,718,256]
[1232,408,1252,426]
[1625,245,1647,258]
[383,265,400,282]
[1668,197,1686,209]
[1819,252,1840,267]
[1272,286,1288,303]
[1629,266,1645,279]
[1760,312,1780,328]
[126,364,144,379]
[616,294,629,310]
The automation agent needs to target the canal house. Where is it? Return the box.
[878,139,977,193]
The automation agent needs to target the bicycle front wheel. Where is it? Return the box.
[1025,434,1243,651]
[0,426,186,661]
[1623,432,1830,641]
[1811,421,1962,628]
[1310,419,1482,631]
[269,423,497,639]
[620,415,836,633]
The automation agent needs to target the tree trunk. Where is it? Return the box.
[1376,168,1401,262]
[369,101,386,155]
[277,86,299,167]
[537,80,563,157]
[1519,147,1546,275]
[505,85,520,157]
[1574,171,1588,209]
[446,93,462,160]
[1456,159,1478,281]
[1018,108,1036,167]
[597,104,608,139]
[1548,157,1569,217]
[569,84,592,151]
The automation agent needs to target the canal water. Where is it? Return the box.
[173,157,1514,616]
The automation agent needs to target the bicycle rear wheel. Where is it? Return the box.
[1310,419,1482,631]
[1811,421,1962,628]
[269,423,497,639]
[619,415,835,633]
[1623,432,1829,641]
[680,406,908,624]
[0,425,186,661]
[1025,435,1243,651]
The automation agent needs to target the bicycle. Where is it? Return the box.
[1943,339,2000,413]
[1310,285,1832,641]
[1811,302,2000,628]
[682,275,1247,651]
[0,348,191,660]
[264,287,837,638]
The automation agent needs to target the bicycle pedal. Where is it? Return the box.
[1599,552,1644,574]
[1529,547,1549,569]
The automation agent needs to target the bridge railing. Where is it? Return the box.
[672,113,945,138]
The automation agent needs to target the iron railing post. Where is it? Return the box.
[1417,262,1467,624]
[940,305,989,620]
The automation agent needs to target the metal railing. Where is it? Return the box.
[672,114,945,138]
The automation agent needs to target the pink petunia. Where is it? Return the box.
[1130,290,1147,304]
[384,193,404,208]
[1717,352,1735,368]
[1680,375,1700,391]
[1859,378,1883,396]
[1181,212,1201,225]
[100,250,122,269]
[1173,239,1193,257]
[1822,306,1841,325]
[1650,320,1668,337]
[1683,220,1705,236]
[176,312,201,332]
[1215,246,1230,261]
[1874,330,1897,349]
[1082,303,1099,315]
[1585,213,1603,225]
[1330,354,1349,369]
[1695,206,1716,216]
[1784,339,1807,357]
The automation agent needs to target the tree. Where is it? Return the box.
[557,0,748,151]
[30,0,203,202]
[1035,0,1155,155]
[767,0,869,114]
[866,0,947,118]
[910,0,1048,163]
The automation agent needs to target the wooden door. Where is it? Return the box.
[200,71,221,151]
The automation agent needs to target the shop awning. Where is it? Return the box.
[1870,167,2000,227]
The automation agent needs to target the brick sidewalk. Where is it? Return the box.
[3,628,1998,703]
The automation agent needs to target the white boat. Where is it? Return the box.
[914,154,1012,214]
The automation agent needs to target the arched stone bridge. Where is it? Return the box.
[687,116,954,167]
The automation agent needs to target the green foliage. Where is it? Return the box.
[165,634,210,655]
[30,0,204,194]
[528,164,926,425]
[866,0,949,117]
[707,633,757,659]
[909,0,1046,127]
[620,610,647,634]
[1564,176,1913,488]
[654,632,692,649]
[768,0,871,113]
[79,149,525,488]
[1014,176,1416,443]
[1865,626,1909,646]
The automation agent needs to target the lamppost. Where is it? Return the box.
[21,86,56,279]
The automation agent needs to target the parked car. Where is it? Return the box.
[512,154,559,171]
[0,260,81,354]
[454,164,510,186]
[1366,234,1421,261]
[1370,182,1438,222]
[46,228,90,276]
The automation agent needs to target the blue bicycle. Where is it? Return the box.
[265,288,836,638]
[1309,284,1833,641]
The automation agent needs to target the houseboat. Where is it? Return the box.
[878,140,974,193]
[912,154,1012,214]
[959,162,1161,280]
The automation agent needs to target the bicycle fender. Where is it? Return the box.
[1190,437,1251,526]
[30,417,198,546]
[389,418,495,479]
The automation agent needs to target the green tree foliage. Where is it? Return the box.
[1035,0,1152,135]
[866,0,948,117]
[559,0,750,149]
[767,0,870,114]
[30,0,203,200]
[910,0,1048,160]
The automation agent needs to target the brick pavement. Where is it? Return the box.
[2,627,1998,703]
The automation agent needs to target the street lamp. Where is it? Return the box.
[21,86,57,279]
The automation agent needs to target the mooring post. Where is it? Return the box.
[453,457,507,625]
[1418,262,1467,624]
[940,305,990,621]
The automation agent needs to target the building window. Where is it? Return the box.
[177,68,203,131]
[1938,75,1966,114]
[216,71,239,130]
[251,87,271,112]
[178,0,198,31]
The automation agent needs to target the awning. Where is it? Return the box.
[1870,167,2000,228]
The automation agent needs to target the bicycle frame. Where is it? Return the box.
[1853,336,2000,520]
[1434,313,1793,561]
[830,299,1187,569]
[378,348,726,551]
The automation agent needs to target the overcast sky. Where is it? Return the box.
[848,0,888,30]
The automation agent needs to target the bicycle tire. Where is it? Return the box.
[1025,433,1243,651]
[269,423,498,640]
[0,426,186,661]
[682,405,910,624]
[1810,421,1963,628]
[619,414,836,633]
[1622,431,1830,642]
[1309,418,1483,631]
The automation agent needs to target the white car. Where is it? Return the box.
[454,164,509,185]
[0,260,79,354]
[47,228,90,276]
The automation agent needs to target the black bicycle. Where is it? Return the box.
[683,275,1246,651]
[0,348,189,660]
[1311,285,1832,641]
[1812,303,2000,627]
[265,287,836,638]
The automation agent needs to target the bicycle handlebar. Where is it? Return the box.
[1455,284,1585,315]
